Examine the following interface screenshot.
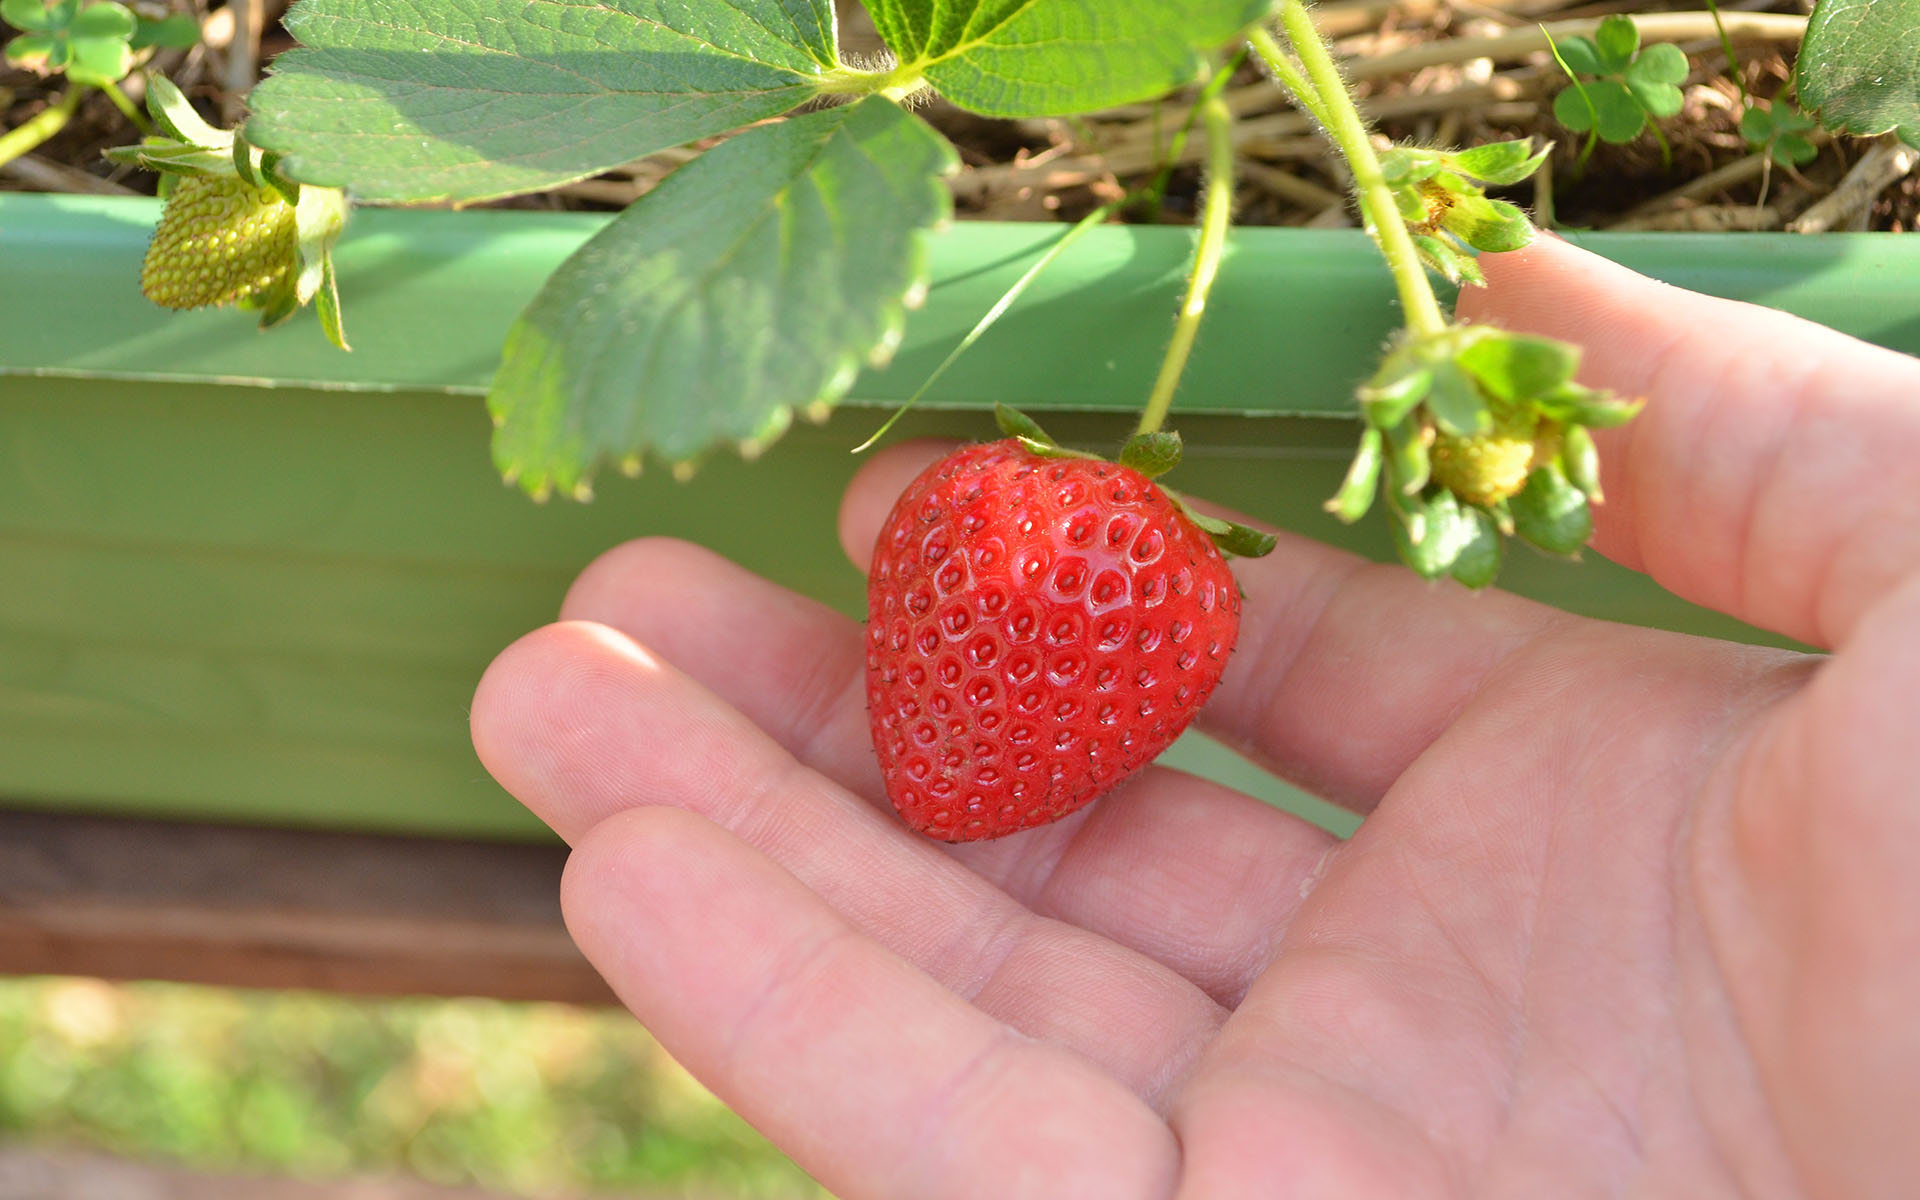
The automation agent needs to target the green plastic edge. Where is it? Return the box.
[7,193,1920,411]
[5,194,1920,842]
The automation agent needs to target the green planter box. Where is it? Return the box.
[4,193,1915,839]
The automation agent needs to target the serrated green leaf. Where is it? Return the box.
[1456,331,1580,404]
[1325,425,1383,523]
[1509,463,1592,555]
[1119,430,1183,478]
[246,0,840,203]
[1554,35,1603,78]
[1594,14,1639,73]
[1448,138,1550,186]
[1449,506,1503,589]
[1797,0,1920,149]
[489,97,956,498]
[867,0,1271,117]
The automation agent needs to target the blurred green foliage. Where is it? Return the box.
[0,976,826,1198]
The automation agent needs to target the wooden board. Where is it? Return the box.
[0,810,614,1004]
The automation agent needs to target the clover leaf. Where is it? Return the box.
[1741,104,1820,168]
[1549,15,1691,167]
[2,0,137,86]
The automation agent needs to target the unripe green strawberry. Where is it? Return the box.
[142,174,298,310]
[1430,410,1539,507]
[866,439,1241,842]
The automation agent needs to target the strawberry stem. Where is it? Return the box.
[1135,80,1236,438]
[1266,2,1450,339]
[1245,26,1333,132]
[0,86,82,170]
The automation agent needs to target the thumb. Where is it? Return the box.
[1457,235,1920,649]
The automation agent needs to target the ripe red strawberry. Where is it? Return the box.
[866,438,1242,842]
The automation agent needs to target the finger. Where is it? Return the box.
[557,534,1340,1004]
[470,619,1227,1099]
[1458,233,1920,649]
[839,441,1583,812]
[564,806,1178,1200]
[561,535,883,799]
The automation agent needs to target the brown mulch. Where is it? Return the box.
[4,0,1915,232]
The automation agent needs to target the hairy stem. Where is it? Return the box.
[0,86,82,169]
[1245,25,1333,133]
[1135,87,1235,438]
[1271,1,1449,338]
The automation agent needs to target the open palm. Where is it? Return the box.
[471,237,1920,1199]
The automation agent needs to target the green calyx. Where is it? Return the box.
[1378,138,1547,286]
[992,404,1277,560]
[1327,325,1642,587]
[107,75,350,349]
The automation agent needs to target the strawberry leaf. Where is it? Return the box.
[245,0,840,203]
[489,97,956,499]
[1797,0,1920,149]
[865,0,1270,117]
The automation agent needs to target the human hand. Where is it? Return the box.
[470,235,1920,1199]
